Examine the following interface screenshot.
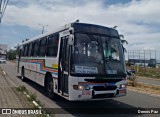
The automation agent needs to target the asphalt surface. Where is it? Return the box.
[0,62,160,117]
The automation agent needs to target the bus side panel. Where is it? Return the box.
[45,58,59,91]
[68,76,81,100]
[25,62,30,79]
[26,60,36,82]
[34,57,58,87]
[36,62,45,87]
[15,59,20,75]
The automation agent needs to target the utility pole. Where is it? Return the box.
[39,23,48,34]
[0,0,2,23]
[0,0,9,24]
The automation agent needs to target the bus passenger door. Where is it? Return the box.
[58,36,69,96]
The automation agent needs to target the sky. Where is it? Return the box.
[0,0,160,59]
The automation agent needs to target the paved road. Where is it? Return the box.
[0,62,160,117]
[137,77,160,86]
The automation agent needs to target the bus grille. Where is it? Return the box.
[93,85,117,91]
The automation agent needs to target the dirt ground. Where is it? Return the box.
[128,81,160,96]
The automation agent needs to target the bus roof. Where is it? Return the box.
[19,23,72,46]
[72,23,119,37]
[19,22,119,46]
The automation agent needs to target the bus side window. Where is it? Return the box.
[24,45,27,57]
[28,42,32,57]
[24,44,29,57]
[31,42,35,57]
[21,46,24,57]
[26,44,30,57]
[46,34,59,57]
[39,38,47,57]
[33,40,40,57]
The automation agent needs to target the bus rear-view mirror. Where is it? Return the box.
[68,34,74,45]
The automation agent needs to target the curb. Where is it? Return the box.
[128,88,160,98]
[23,92,41,109]
[0,67,50,117]
[23,90,50,117]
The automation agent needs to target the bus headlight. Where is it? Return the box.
[120,84,127,88]
[73,85,90,90]
[78,85,85,90]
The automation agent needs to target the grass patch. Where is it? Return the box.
[127,66,160,79]
[16,86,51,117]
[16,86,41,105]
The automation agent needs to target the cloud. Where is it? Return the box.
[4,0,160,29]
[5,1,104,29]
[2,0,160,58]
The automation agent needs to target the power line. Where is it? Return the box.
[0,0,2,13]
[1,0,9,22]
[0,0,9,23]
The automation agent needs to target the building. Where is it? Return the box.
[0,44,7,58]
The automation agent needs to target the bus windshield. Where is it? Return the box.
[71,33,125,76]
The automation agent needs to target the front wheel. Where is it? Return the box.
[46,76,55,99]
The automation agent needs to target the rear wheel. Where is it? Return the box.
[21,68,26,82]
[46,75,55,99]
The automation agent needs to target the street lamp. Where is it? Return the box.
[39,23,48,34]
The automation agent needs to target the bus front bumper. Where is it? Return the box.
[69,83,127,101]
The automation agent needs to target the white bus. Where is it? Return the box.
[16,22,127,101]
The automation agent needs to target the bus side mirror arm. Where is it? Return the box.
[68,34,74,45]
[123,46,127,53]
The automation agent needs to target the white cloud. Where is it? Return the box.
[3,0,160,57]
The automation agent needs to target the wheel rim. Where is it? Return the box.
[48,82,53,93]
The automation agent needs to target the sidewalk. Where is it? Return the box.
[0,67,37,117]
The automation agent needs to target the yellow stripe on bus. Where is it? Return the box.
[52,64,58,69]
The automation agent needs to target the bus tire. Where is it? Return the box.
[46,75,55,99]
[21,68,26,82]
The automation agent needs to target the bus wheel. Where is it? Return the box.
[21,68,26,82]
[46,76,55,99]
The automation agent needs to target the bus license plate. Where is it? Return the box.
[119,89,126,94]
[82,91,91,95]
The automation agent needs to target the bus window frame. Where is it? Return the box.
[33,40,40,57]
[38,37,47,57]
[46,33,59,57]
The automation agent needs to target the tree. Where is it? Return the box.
[7,49,16,60]
[119,34,128,52]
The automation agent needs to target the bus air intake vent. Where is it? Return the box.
[93,85,117,91]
